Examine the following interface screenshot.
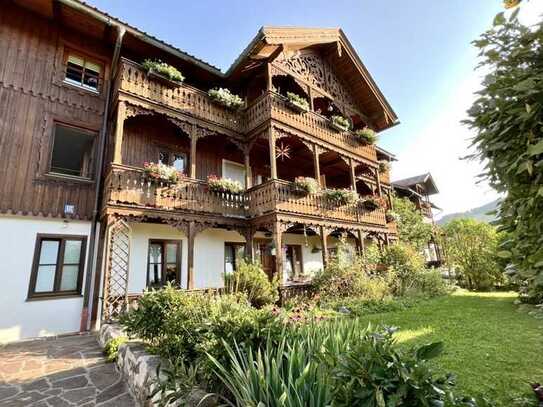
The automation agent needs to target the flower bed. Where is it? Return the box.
[141,59,184,84]
[293,176,320,194]
[285,92,310,113]
[354,127,378,144]
[330,115,351,132]
[143,162,182,183]
[323,188,358,206]
[207,174,243,194]
[208,88,244,110]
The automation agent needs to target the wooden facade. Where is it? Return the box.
[1,1,401,323]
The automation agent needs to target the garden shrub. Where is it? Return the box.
[413,268,451,297]
[223,260,278,307]
[103,336,127,362]
[120,285,284,378]
[209,319,484,407]
[381,242,426,296]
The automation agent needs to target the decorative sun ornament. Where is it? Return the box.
[275,142,291,161]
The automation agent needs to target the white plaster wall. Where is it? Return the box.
[0,215,91,343]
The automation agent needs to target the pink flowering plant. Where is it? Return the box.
[143,162,182,183]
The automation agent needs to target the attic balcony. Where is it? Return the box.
[117,58,377,164]
[103,164,388,228]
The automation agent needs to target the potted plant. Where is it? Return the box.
[361,196,384,211]
[143,162,182,184]
[379,160,390,173]
[329,115,351,132]
[285,92,310,113]
[323,188,358,206]
[354,128,378,145]
[207,175,243,194]
[208,88,245,110]
[385,210,398,223]
[293,176,320,194]
[141,59,184,86]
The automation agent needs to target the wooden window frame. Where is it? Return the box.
[47,122,97,181]
[224,242,246,273]
[62,48,105,94]
[27,234,87,300]
[284,244,304,278]
[146,239,182,288]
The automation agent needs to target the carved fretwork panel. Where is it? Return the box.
[102,218,131,321]
[274,50,358,111]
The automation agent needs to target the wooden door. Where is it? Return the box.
[256,241,275,280]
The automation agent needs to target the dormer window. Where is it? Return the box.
[64,52,102,92]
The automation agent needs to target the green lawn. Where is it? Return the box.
[356,291,543,406]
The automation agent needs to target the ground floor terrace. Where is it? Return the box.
[97,210,392,322]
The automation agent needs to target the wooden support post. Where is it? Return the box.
[376,168,382,197]
[190,131,197,179]
[320,226,329,268]
[244,150,252,189]
[349,158,357,191]
[266,63,273,91]
[313,144,321,184]
[272,222,283,284]
[112,101,126,164]
[187,221,195,289]
[244,228,255,262]
[268,128,277,179]
[357,230,365,257]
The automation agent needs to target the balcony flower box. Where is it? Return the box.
[285,92,310,113]
[293,176,320,195]
[208,88,245,110]
[361,196,385,211]
[141,59,184,87]
[354,128,378,145]
[379,160,390,173]
[207,175,243,194]
[323,188,358,206]
[329,115,351,132]
[143,162,182,184]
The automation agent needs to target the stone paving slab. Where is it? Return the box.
[0,334,136,406]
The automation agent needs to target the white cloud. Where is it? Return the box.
[391,2,542,218]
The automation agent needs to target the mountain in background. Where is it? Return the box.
[437,199,501,225]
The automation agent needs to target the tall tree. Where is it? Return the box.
[465,9,543,301]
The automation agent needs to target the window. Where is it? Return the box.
[28,235,86,299]
[224,242,245,274]
[159,151,187,174]
[49,124,96,178]
[147,240,181,288]
[64,53,102,92]
[222,160,246,189]
[283,245,303,281]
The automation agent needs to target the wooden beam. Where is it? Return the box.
[190,129,197,179]
[272,222,283,284]
[244,150,252,189]
[112,101,126,164]
[187,221,195,289]
[320,226,329,268]
[312,144,320,184]
[268,128,277,179]
[349,157,357,191]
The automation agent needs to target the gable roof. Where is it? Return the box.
[227,26,399,131]
[392,173,439,195]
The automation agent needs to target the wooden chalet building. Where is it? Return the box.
[0,0,400,342]
[392,173,443,266]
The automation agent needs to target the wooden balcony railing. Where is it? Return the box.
[118,59,377,163]
[380,170,390,185]
[104,165,387,227]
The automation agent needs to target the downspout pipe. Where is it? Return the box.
[80,24,125,332]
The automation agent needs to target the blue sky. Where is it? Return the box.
[86,0,541,216]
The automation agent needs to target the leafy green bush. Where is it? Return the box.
[381,243,426,296]
[320,296,418,317]
[142,59,184,82]
[209,319,482,407]
[414,269,450,297]
[103,336,127,362]
[120,285,284,378]
[323,188,358,206]
[354,127,377,144]
[223,260,278,308]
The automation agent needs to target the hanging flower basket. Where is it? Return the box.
[141,59,184,87]
[285,92,310,113]
[354,128,378,145]
[329,115,351,132]
[208,88,245,110]
[323,188,358,206]
[207,175,243,194]
[143,162,182,184]
[293,177,320,195]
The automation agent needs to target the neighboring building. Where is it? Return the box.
[0,0,400,342]
[392,173,443,266]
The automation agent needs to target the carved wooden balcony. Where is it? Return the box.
[117,59,378,164]
[104,165,387,227]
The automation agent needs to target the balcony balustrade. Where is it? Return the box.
[104,165,387,227]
